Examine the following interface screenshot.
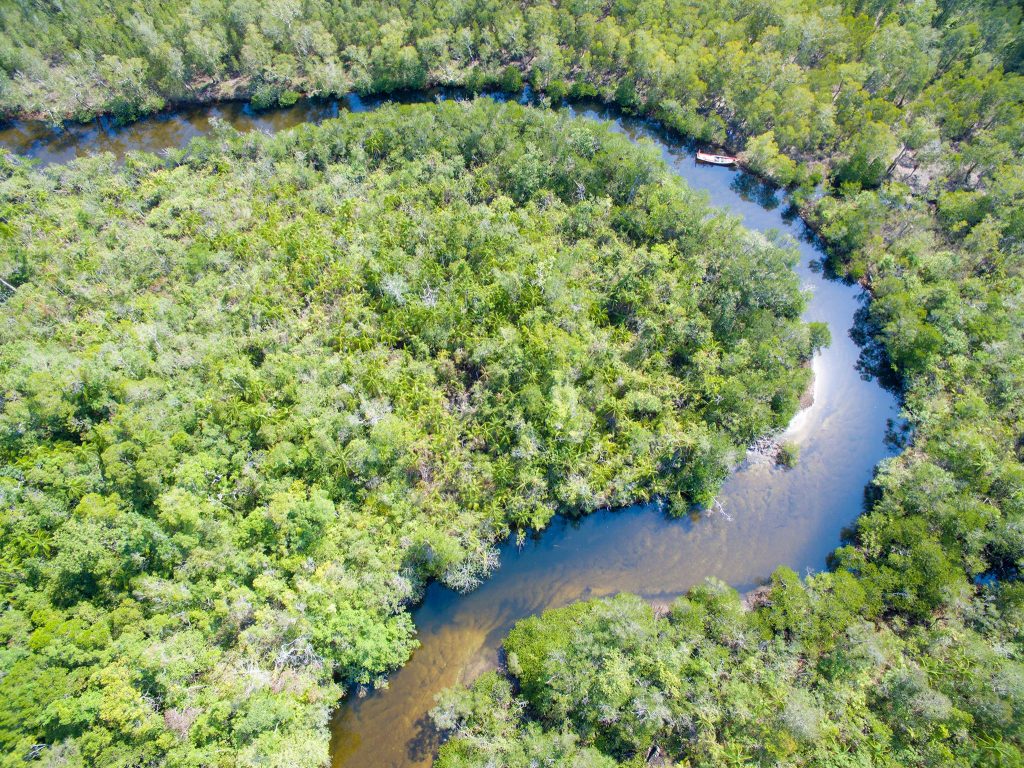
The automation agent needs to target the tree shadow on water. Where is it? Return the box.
[849,303,903,395]
[730,173,781,210]
[407,714,445,763]
[884,417,913,452]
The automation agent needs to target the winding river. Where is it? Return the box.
[0,92,901,768]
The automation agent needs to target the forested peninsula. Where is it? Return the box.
[1,1,1023,767]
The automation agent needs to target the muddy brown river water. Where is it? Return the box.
[0,91,901,768]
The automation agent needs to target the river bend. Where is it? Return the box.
[0,92,901,768]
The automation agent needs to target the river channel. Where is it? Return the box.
[0,91,901,768]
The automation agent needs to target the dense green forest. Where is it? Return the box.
[0,102,820,766]
[2,0,1024,767]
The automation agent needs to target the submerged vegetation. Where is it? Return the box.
[1,0,1023,766]
[0,101,819,766]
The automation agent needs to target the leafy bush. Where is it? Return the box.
[777,441,800,468]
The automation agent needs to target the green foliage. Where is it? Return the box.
[250,82,281,111]
[777,441,800,468]
[278,89,301,108]
[0,101,816,766]
[432,671,618,768]
[499,66,524,94]
[742,131,798,187]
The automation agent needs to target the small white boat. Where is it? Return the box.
[696,151,738,166]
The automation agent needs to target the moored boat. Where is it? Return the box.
[696,150,738,165]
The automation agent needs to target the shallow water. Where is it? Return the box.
[0,93,901,768]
